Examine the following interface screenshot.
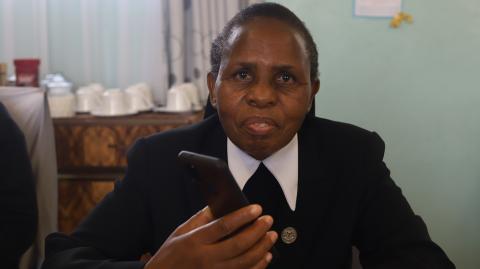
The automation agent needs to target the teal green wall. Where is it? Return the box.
[275,0,479,268]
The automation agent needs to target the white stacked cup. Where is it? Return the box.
[76,84,103,113]
[99,89,131,115]
[125,83,154,112]
[165,88,192,111]
[177,83,201,110]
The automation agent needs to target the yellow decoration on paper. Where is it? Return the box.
[390,12,413,28]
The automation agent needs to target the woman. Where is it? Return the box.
[42,3,454,269]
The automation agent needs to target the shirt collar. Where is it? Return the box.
[227,135,298,210]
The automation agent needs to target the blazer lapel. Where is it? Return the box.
[199,119,228,161]
[295,116,338,258]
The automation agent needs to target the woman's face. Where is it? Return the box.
[208,17,319,160]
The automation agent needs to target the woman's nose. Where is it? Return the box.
[245,81,277,108]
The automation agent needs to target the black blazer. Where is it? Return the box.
[42,114,454,269]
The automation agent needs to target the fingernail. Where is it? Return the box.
[250,204,261,215]
[260,215,273,226]
[265,252,273,263]
[269,231,278,243]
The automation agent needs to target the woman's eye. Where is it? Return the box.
[277,72,295,84]
[235,70,251,81]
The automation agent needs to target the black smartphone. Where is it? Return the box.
[177,150,250,218]
[177,150,279,261]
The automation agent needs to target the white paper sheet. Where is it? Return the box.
[354,0,402,17]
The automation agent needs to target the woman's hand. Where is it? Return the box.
[145,205,277,269]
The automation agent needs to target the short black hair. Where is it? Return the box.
[210,2,319,81]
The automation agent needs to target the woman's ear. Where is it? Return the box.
[311,79,320,97]
[207,72,217,108]
[308,79,320,111]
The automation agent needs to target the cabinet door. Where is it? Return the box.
[55,125,121,169]
[58,180,115,234]
[82,126,120,166]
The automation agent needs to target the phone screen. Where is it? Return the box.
[178,150,250,218]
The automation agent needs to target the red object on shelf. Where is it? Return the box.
[14,59,41,87]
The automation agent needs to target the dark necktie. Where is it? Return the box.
[242,163,295,269]
[242,162,290,229]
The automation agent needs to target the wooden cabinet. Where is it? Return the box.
[54,112,203,233]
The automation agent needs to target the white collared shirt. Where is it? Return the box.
[227,135,298,211]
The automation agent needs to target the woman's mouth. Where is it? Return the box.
[243,117,277,136]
